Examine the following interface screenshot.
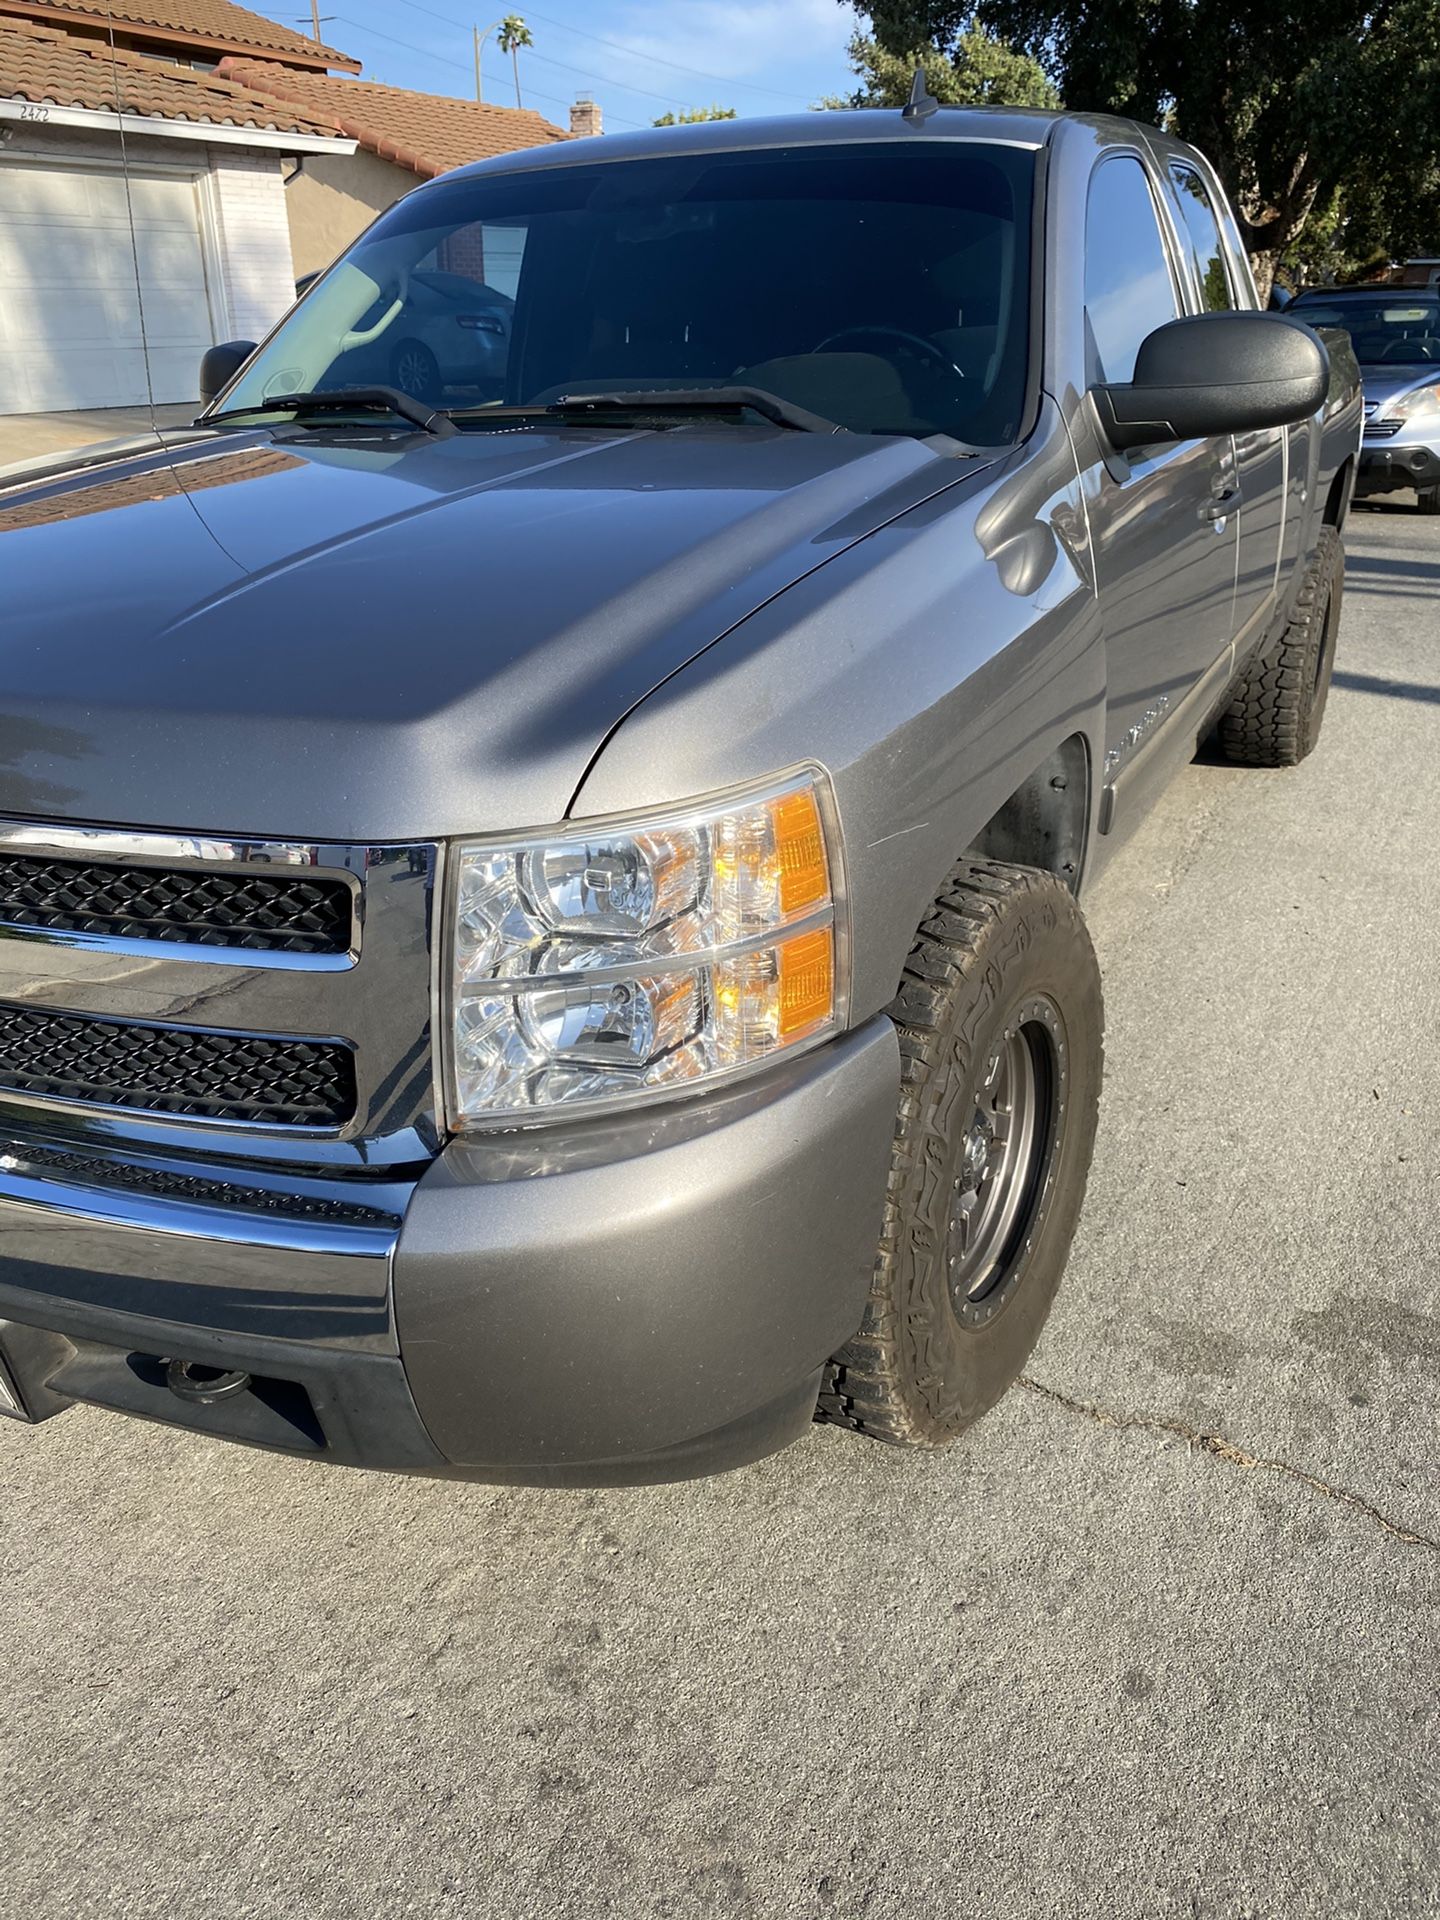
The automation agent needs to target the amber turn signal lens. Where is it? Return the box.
[776,926,834,1039]
[771,786,830,918]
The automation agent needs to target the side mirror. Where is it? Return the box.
[1093,312,1329,451]
[198,340,257,407]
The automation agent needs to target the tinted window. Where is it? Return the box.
[1169,166,1234,312]
[221,143,1036,444]
[1084,157,1181,383]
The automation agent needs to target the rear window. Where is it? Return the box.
[1168,166,1234,312]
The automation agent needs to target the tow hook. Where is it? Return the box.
[165,1358,252,1406]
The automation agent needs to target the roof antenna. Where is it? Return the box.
[901,66,939,122]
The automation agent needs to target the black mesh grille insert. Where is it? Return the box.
[0,1141,394,1228]
[0,854,353,954]
[0,1004,355,1128]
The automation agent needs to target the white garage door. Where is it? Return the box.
[0,160,217,414]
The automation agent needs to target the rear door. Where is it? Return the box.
[1078,152,1240,829]
[1167,159,1286,650]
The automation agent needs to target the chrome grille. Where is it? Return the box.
[0,824,436,1156]
[0,1002,355,1128]
[1363,419,1402,438]
[0,852,353,954]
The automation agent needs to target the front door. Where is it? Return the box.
[1079,153,1239,832]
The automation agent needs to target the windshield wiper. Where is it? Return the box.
[200,386,456,438]
[450,386,844,434]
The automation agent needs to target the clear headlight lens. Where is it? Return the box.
[1382,381,1440,423]
[445,771,841,1127]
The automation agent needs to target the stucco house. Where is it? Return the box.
[0,18,354,411]
[0,0,579,419]
[217,62,579,281]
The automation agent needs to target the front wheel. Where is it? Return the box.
[817,861,1103,1448]
[1417,485,1440,517]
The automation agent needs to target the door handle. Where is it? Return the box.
[1200,487,1239,523]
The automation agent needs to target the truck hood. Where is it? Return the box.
[0,423,964,842]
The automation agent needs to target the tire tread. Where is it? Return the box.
[817,859,1100,1449]
[1217,525,1342,767]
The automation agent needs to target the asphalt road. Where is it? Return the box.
[4,502,1438,1920]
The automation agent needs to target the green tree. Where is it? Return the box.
[652,105,739,125]
[1274,190,1380,292]
[853,0,1440,297]
[826,25,1058,109]
[496,14,532,110]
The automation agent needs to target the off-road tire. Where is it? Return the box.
[816,861,1103,1449]
[1216,525,1344,767]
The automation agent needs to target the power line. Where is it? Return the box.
[331,15,622,119]
[385,0,704,110]
[519,5,811,101]
[514,45,707,109]
[330,15,470,73]
[381,0,805,106]
[329,14,648,125]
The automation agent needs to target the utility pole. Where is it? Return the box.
[310,0,322,42]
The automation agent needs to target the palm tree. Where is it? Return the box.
[496,15,532,109]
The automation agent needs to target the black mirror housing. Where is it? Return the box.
[198,340,258,408]
[1093,312,1329,451]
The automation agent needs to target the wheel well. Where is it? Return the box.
[1323,458,1353,530]
[967,734,1089,892]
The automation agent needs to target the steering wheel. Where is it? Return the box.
[813,324,964,377]
[1379,339,1437,362]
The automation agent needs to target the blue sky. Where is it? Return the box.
[260,1,863,132]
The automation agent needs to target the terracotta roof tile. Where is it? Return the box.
[0,21,348,135]
[218,59,568,178]
[0,1,356,72]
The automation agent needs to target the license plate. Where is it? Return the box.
[0,1350,29,1421]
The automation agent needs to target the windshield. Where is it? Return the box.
[1292,295,1440,367]
[216,142,1035,445]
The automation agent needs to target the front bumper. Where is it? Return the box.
[1357,435,1440,495]
[0,1019,899,1483]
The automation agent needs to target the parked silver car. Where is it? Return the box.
[1289,288,1440,511]
[295,264,515,403]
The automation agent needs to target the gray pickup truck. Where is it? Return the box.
[0,103,1360,1483]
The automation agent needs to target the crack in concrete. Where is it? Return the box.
[1019,1376,1440,1553]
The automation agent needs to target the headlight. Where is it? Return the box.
[1381,381,1440,423]
[444,770,843,1128]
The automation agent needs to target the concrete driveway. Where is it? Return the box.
[0,403,197,469]
[3,504,1438,1919]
